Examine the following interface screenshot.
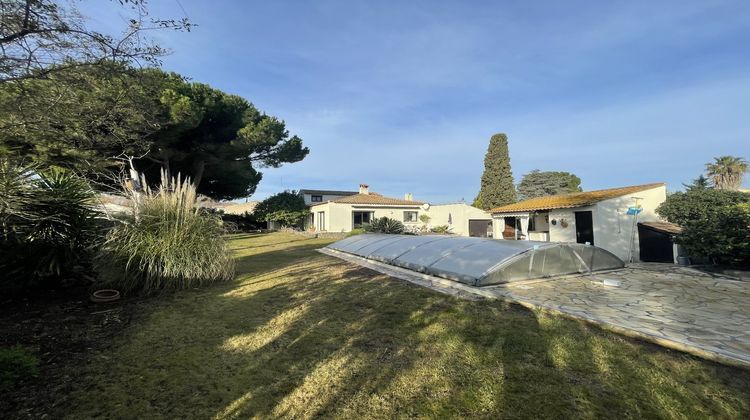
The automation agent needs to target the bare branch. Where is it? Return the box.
[0,0,193,83]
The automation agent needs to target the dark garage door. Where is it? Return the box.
[638,223,674,263]
[469,219,493,238]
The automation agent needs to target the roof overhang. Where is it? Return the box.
[491,212,532,218]
[310,202,423,208]
[491,204,596,215]
[349,204,423,208]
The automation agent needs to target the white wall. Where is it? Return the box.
[309,203,424,232]
[548,208,585,243]
[527,213,551,241]
[309,202,489,236]
[592,185,666,262]
[327,203,352,232]
[531,213,549,231]
[370,206,424,230]
[427,203,491,236]
[307,202,332,231]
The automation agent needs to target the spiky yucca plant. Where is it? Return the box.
[96,171,234,294]
[364,217,405,234]
[1,160,101,289]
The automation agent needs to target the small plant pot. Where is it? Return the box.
[90,289,121,303]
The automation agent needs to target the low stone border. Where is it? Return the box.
[318,248,750,369]
[280,229,347,239]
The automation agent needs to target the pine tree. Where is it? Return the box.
[517,170,582,200]
[473,133,517,209]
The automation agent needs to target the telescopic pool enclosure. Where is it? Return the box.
[325,234,625,286]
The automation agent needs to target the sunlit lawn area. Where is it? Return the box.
[57,232,749,418]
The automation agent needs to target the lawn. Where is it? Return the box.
[20,233,750,418]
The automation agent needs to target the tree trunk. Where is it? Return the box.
[192,159,205,187]
[159,148,171,177]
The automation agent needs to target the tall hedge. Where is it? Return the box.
[656,188,750,267]
[254,190,308,227]
[474,133,517,210]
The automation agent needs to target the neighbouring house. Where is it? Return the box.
[97,193,132,216]
[306,184,425,233]
[300,189,357,206]
[213,201,259,215]
[305,184,492,237]
[489,183,667,262]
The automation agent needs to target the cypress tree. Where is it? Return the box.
[473,133,517,209]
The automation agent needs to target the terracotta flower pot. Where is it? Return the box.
[90,289,121,303]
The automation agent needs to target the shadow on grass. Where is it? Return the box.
[225,232,266,241]
[230,236,318,252]
[57,233,750,418]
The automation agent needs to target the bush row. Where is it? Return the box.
[1,162,235,295]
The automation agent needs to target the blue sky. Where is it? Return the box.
[82,0,750,202]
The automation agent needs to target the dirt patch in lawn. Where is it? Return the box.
[0,287,150,418]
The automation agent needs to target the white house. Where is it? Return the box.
[305,184,492,237]
[489,183,667,262]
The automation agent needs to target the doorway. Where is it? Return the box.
[574,211,594,245]
[316,211,325,231]
[352,211,374,228]
[469,219,493,237]
[502,217,516,239]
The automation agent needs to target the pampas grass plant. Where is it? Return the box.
[96,171,234,294]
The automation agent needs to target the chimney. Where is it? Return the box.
[359,184,369,195]
[404,193,413,201]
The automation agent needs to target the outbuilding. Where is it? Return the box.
[637,221,683,263]
[489,183,667,262]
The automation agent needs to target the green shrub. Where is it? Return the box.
[223,212,260,232]
[96,172,235,294]
[202,209,261,233]
[346,228,365,237]
[657,188,750,266]
[265,209,309,227]
[364,217,404,234]
[430,225,452,234]
[0,346,39,391]
[0,161,101,291]
[254,190,309,228]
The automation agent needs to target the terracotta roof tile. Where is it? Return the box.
[489,183,665,213]
[328,192,424,206]
[640,221,682,234]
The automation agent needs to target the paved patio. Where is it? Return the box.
[486,264,750,367]
[320,249,750,367]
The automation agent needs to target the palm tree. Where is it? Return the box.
[705,156,748,190]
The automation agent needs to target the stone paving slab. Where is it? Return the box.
[319,249,750,368]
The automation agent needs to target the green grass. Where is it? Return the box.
[59,232,749,418]
[0,345,39,391]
